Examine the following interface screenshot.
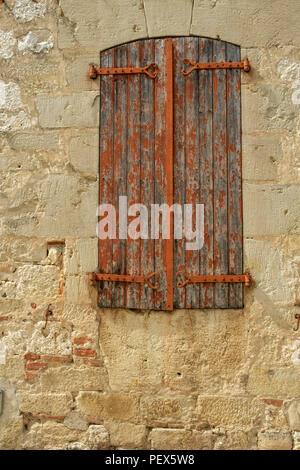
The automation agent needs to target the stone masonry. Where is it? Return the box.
[0,0,299,450]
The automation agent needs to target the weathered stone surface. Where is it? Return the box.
[88,425,110,450]
[18,31,54,55]
[12,0,47,24]
[195,397,264,427]
[106,422,147,449]
[258,431,292,450]
[9,132,59,151]
[247,365,300,398]
[99,309,247,394]
[243,135,281,181]
[243,184,300,237]
[60,0,147,51]
[149,429,213,450]
[63,411,88,431]
[140,395,196,426]
[76,392,138,422]
[144,0,193,36]
[287,400,300,430]
[41,366,108,392]
[0,29,17,59]
[19,392,73,415]
[66,56,99,92]
[69,131,99,174]
[191,0,300,47]
[20,421,85,450]
[36,93,99,128]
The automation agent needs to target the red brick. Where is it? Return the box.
[0,316,9,322]
[24,353,41,361]
[263,399,283,407]
[73,348,97,358]
[73,337,92,346]
[82,358,104,367]
[26,361,47,371]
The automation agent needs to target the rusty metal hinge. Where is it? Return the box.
[89,272,160,290]
[294,314,300,332]
[177,272,252,288]
[181,58,251,76]
[89,62,159,80]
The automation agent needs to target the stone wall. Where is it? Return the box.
[0,0,299,450]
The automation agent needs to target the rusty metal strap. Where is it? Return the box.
[89,62,159,79]
[177,273,251,288]
[181,58,251,76]
[89,272,160,290]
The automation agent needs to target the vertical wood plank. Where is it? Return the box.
[98,49,114,308]
[140,40,156,309]
[126,41,141,309]
[184,37,200,309]
[154,38,172,311]
[111,45,127,308]
[199,38,215,308]
[173,37,186,309]
[227,43,243,308]
[213,40,229,308]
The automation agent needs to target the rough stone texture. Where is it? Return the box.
[149,429,213,450]
[0,0,299,451]
[258,431,293,450]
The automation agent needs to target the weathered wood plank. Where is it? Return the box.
[184,37,200,309]
[99,48,114,307]
[213,40,229,308]
[199,38,215,308]
[173,37,186,309]
[226,43,243,308]
[126,41,141,309]
[154,39,171,311]
[140,40,156,309]
[111,45,127,308]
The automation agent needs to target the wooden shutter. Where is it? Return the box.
[98,39,173,311]
[173,37,243,309]
[97,37,244,311]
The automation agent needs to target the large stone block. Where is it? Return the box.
[191,0,300,47]
[36,93,99,128]
[287,400,300,430]
[106,422,147,449]
[60,0,147,51]
[41,366,108,392]
[243,135,281,181]
[247,365,300,398]
[66,55,100,91]
[19,392,73,416]
[69,131,99,174]
[20,421,86,450]
[140,395,196,426]
[243,184,300,237]
[99,309,247,394]
[244,239,290,303]
[258,431,292,450]
[9,132,59,151]
[144,0,193,36]
[36,174,98,238]
[76,392,139,422]
[149,428,213,450]
[195,397,264,427]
